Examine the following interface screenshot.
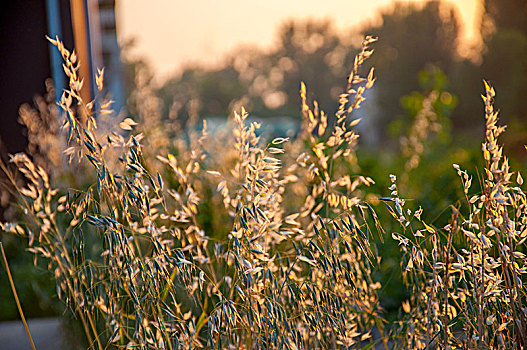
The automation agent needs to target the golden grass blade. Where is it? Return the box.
[0,242,36,350]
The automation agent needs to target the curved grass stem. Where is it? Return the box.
[0,242,36,350]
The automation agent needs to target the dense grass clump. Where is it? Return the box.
[1,36,526,349]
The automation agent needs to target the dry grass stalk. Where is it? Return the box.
[1,36,385,349]
[388,81,527,349]
[1,34,525,350]
[0,242,36,350]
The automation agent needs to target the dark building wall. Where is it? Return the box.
[0,0,74,157]
[58,0,75,53]
[0,0,74,221]
[0,0,51,155]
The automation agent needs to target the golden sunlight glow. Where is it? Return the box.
[116,0,480,82]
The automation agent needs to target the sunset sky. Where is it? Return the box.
[116,0,481,83]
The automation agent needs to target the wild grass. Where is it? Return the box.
[0,35,526,349]
[386,81,527,348]
[0,241,36,350]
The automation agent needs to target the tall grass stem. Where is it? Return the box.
[0,242,37,350]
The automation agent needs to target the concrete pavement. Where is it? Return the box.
[0,318,67,350]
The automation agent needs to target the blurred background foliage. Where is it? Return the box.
[1,0,527,323]
[142,0,527,156]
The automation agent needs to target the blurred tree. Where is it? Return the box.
[157,5,464,140]
[158,59,249,126]
[120,38,156,116]
[150,1,526,156]
[481,0,527,36]
[361,1,460,141]
[157,19,357,125]
[448,59,483,139]
[481,30,527,122]
[268,19,354,117]
[479,0,527,157]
